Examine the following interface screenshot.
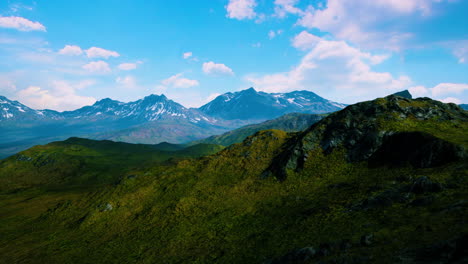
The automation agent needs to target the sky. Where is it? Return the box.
[0,0,467,111]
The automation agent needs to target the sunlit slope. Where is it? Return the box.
[0,95,466,264]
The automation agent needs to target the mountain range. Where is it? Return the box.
[0,88,345,158]
[0,93,466,263]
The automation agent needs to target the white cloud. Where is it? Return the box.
[16,81,96,111]
[292,31,322,50]
[85,47,120,59]
[409,85,429,97]
[293,0,449,50]
[0,16,46,31]
[407,83,468,103]
[226,0,257,20]
[116,76,137,88]
[82,61,111,74]
[58,45,83,56]
[274,0,304,18]
[440,97,462,104]
[183,52,193,59]
[246,38,408,103]
[161,73,199,88]
[202,61,234,76]
[268,29,284,39]
[118,62,138,71]
[432,83,468,97]
[268,30,276,39]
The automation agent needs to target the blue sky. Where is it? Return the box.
[0,0,467,111]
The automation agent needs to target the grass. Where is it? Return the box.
[0,97,466,263]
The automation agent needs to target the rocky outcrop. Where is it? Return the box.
[263,95,468,180]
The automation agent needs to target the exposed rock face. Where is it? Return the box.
[392,90,413,99]
[263,95,468,180]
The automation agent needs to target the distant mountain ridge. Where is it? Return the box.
[0,88,347,158]
[199,88,346,120]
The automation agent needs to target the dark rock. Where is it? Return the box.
[409,176,443,194]
[360,234,373,246]
[262,96,468,180]
[98,203,113,212]
[369,132,466,168]
[392,90,413,99]
[353,189,407,210]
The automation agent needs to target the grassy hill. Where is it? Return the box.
[191,112,325,146]
[0,95,467,263]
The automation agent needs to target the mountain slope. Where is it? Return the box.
[0,96,61,121]
[89,119,231,145]
[199,88,345,121]
[191,112,325,146]
[0,95,466,263]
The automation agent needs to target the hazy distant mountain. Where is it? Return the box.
[0,96,61,121]
[460,104,468,110]
[0,89,346,158]
[199,88,345,121]
[63,94,214,124]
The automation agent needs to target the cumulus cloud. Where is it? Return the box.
[408,85,429,97]
[409,83,468,103]
[440,97,462,104]
[118,62,138,71]
[85,47,120,59]
[290,0,451,50]
[58,45,83,56]
[274,0,304,18]
[82,61,111,74]
[161,73,199,88]
[292,31,322,50]
[246,38,408,103]
[0,16,46,31]
[16,81,96,111]
[432,83,468,97]
[202,61,234,76]
[226,0,257,20]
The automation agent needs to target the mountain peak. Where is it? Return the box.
[390,90,412,99]
[242,87,257,93]
[143,94,168,101]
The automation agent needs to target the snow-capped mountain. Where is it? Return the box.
[63,94,214,124]
[199,88,346,120]
[0,96,61,121]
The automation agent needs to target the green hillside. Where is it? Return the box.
[192,112,325,146]
[0,95,467,263]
